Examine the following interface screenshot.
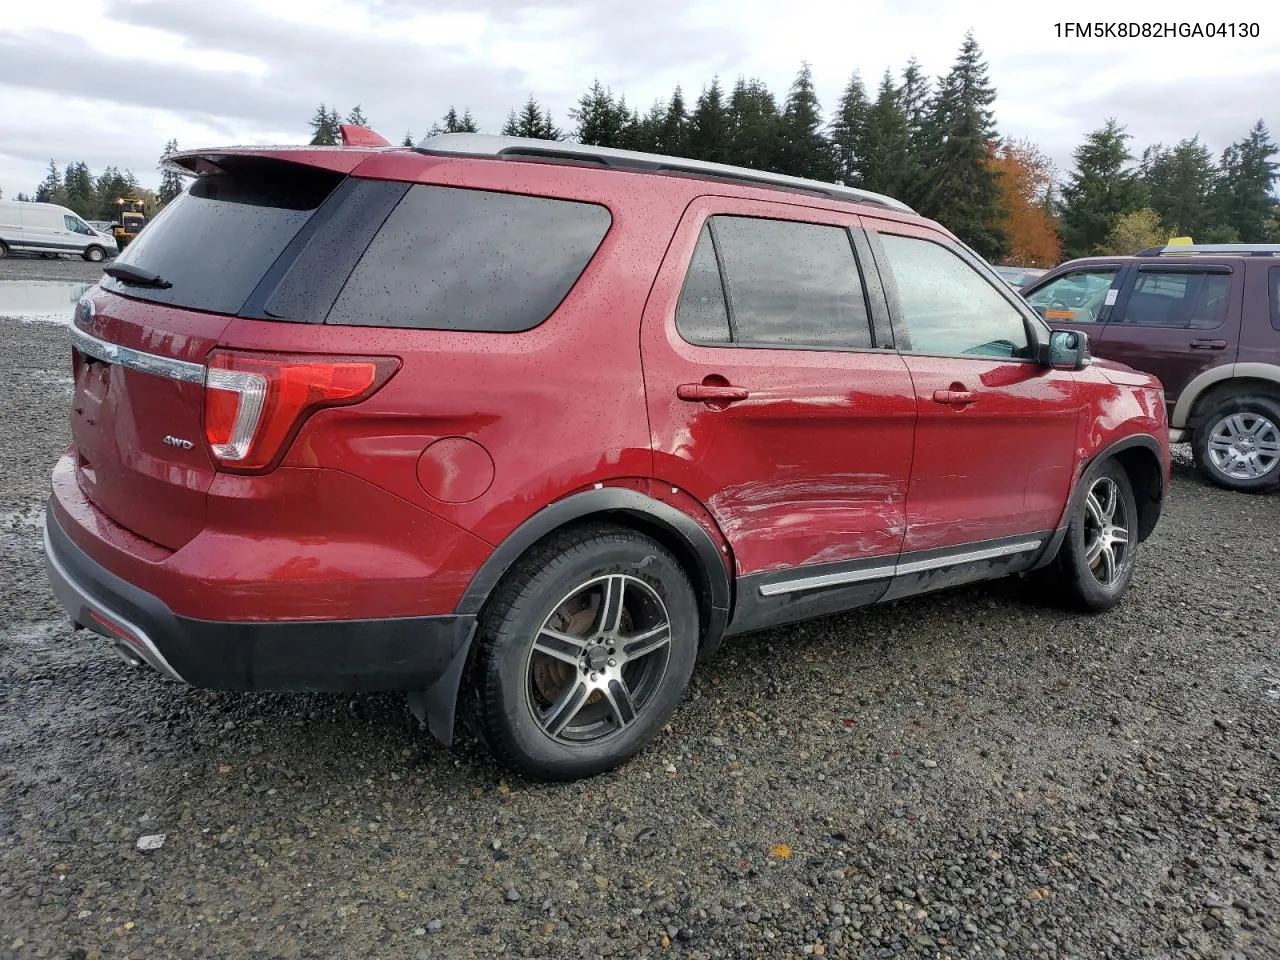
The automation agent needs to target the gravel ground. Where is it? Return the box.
[1,295,1278,960]
[0,257,109,284]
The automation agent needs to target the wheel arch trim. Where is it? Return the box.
[1079,433,1167,544]
[1172,362,1280,429]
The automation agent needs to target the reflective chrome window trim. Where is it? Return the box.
[69,322,204,385]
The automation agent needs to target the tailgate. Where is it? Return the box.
[70,293,229,550]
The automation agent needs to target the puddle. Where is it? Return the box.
[0,280,94,323]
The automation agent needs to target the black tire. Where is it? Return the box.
[472,524,699,781]
[1192,395,1280,493]
[1046,458,1140,613]
[0,241,8,259]
[83,245,105,263]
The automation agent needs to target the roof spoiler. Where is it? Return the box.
[339,124,390,147]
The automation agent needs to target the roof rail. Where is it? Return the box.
[1134,243,1280,257]
[413,133,916,214]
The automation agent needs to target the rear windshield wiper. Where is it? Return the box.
[103,264,172,289]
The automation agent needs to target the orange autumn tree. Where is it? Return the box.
[990,139,1062,267]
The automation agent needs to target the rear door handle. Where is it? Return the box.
[1190,339,1227,350]
[933,389,977,405]
[677,383,749,403]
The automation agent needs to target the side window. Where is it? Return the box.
[327,185,611,332]
[63,215,90,235]
[1271,266,1280,333]
[675,225,731,343]
[877,233,1032,359]
[676,215,872,349]
[1118,269,1231,329]
[1024,268,1119,324]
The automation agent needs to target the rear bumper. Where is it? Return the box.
[44,506,476,743]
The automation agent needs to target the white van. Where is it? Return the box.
[0,200,119,262]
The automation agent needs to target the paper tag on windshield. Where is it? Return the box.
[1104,289,1119,306]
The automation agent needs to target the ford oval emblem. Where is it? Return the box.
[75,297,95,326]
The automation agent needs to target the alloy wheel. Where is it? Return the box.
[1207,412,1280,481]
[1083,476,1129,587]
[524,574,672,744]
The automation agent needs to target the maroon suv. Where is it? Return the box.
[43,128,1170,780]
[1023,244,1280,492]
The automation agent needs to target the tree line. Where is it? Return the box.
[319,33,1277,264]
[10,140,186,222]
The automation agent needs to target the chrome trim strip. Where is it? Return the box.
[43,521,186,682]
[69,324,205,385]
[893,540,1044,577]
[758,563,895,597]
[759,539,1044,597]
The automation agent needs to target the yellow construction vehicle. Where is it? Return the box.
[112,198,148,248]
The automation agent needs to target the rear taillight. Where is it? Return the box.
[203,350,399,471]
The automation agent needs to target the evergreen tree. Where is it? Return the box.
[1059,119,1147,257]
[64,162,97,218]
[570,80,631,148]
[458,109,479,133]
[896,57,931,205]
[1140,137,1217,238]
[157,140,185,206]
[402,131,414,147]
[94,166,137,219]
[1214,120,1279,242]
[828,71,870,186]
[778,62,836,180]
[916,33,1007,258]
[346,105,370,128]
[727,77,783,171]
[687,77,730,163]
[656,86,690,156]
[34,160,64,204]
[502,97,562,140]
[858,71,914,199]
[309,103,338,145]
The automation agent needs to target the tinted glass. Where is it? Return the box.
[1120,269,1231,329]
[327,186,611,332]
[99,157,341,314]
[878,233,1032,358]
[675,224,730,343]
[711,216,872,348]
[1024,268,1119,324]
[1271,266,1280,332]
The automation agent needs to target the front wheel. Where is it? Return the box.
[0,241,9,259]
[83,245,106,263]
[472,524,699,781]
[1047,460,1139,613]
[1193,396,1280,493]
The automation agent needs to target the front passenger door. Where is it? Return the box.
[866,221,1081,559]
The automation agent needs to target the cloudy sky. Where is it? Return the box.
[0,0,1276,199]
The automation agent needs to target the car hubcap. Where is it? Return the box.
[1083,477,1128,588]
[1207,413,1280,480]
[525,574,671,744]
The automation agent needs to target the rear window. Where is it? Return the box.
[326,185,612,332]
[99,157,342,314]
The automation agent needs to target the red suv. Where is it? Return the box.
[1022,244,1280,492]
[43,129,1170,780]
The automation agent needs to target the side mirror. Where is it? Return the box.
[1044,329,1091,371]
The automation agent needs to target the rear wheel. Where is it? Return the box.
[1043,459,1139,613]
[83,245,106,263]
[1193,396,1280,493]
[472,524,699,781]
[0,241,8,259]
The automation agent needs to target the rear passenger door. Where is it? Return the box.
[865,220,1080,561]
[641,197,916,626]
[1097,262,1242,409]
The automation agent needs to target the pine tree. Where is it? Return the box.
[656,86,690,156]
[309,103,337,145]
[458,109,479,133]
[570,80,631,148]
[34,160,64,204]
[94,166,136,219]
[1059,119,1148,258]
[687,78,729,163]
[346,105,370,128]
[858,71,914,199]
[916,33,1007,259]
[897,57,931,205]
[403,131,414,147]
[778,63,836,180]
[64,162,98,218]
[1214,121,1279,242]
[157,139,185,206]
[727,78,783,171]
[503,97,562,140]
[828,72,870,186]
[1140,137,1218,238]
